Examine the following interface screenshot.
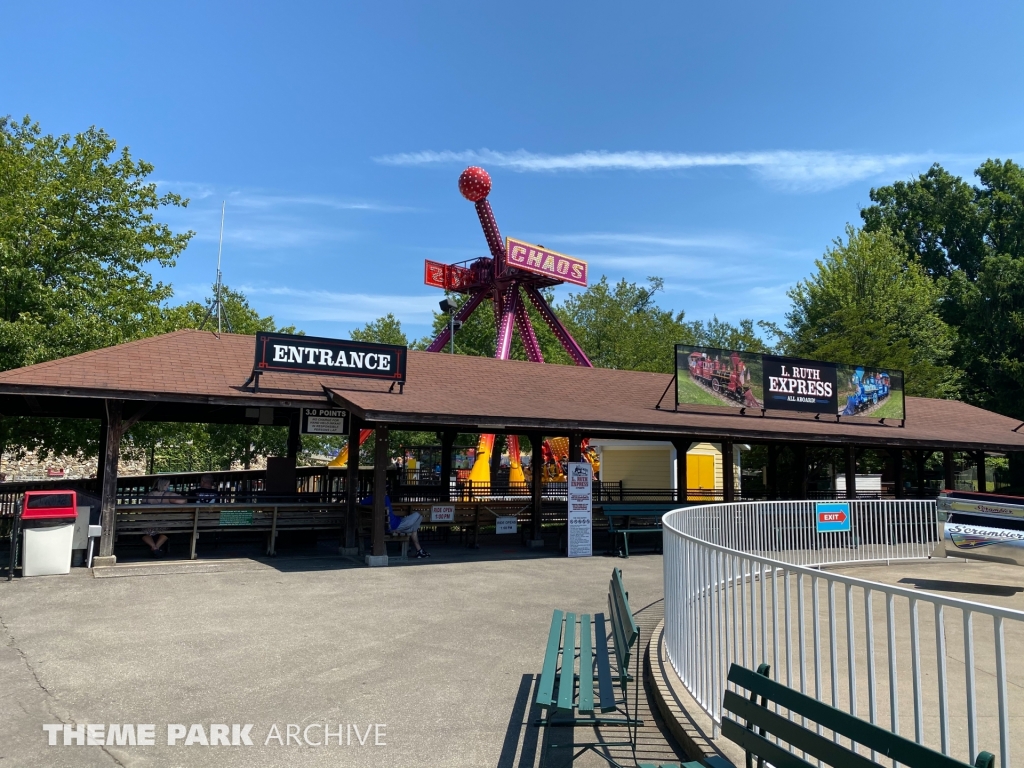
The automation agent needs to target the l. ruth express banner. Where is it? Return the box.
[675,344,905,419]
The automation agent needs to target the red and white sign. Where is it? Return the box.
[430,505,455,523]
[505,238,588,287]
[818,510,847,524]
[424,260,474,291]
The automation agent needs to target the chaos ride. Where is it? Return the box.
[330,166,597,485]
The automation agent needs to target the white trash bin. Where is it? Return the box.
[23,523,75,576]
[21,490,78,577]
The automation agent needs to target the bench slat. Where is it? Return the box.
[724,690,876,768]
[536,610,564,708]
[593,613,616,713]
[726,664,976,768]
[556,613,576,712]
[721,716,816,768]
[609,570,638,671]
[578,614,594,714]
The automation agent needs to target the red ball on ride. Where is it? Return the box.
[458,166,491,202]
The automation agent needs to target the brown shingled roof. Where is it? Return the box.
[0,330,1021,451]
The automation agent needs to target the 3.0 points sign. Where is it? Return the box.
[815,502,851,533]
[300,408,349,435]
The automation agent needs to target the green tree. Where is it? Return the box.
[862,159,1024,415]
[558,277,691,372]
[350,312,408,346]
[0,115,193,461]
[785,226,959,398]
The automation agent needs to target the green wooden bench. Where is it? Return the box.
[534,568,643,766]
[723,662,995,768]
[602,503,680,557]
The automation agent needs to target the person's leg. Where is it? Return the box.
[155,534,168,550]
[142,534,156,550]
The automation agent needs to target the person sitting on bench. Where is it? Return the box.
[361,493,430,558]
[142,478,184,556]
[188,474,219,504]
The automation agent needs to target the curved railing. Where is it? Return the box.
[663,500,1024,767]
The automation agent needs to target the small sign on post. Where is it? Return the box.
[567,462,593,558]
[815,502,851,533]
[430,505,455,523]
[496,516,518,535]
[299,407,349,435]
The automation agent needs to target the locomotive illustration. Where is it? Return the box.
[840,367,891,415]
[687,350,761,408]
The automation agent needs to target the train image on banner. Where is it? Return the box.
[685,349,762,408]
[933,490,1024,566]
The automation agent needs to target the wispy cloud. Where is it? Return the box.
[375,149,940,191]
[238,285,440,326]
[227,192,419,213]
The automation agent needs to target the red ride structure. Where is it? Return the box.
[423,166,594,485]
[334,167,595,485]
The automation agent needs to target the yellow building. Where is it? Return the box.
[589,439,744,496]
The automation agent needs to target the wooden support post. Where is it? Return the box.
[844,445,857,500]
[976,451,987,493]
[441,430,455,503]
[943,449,955,492]
[722,440,734,503]
[369,426,388,563]
[796,445,808,500]
[766,444,778,500]
[892,448,904,499]
[529,432,543,544]
[342,414,363,551]
[568,431,582,464]
[287,410,301,460]
[671,439,693,503]
[915,450,927,499]
[96,414,109,493]
[96,399,123,564]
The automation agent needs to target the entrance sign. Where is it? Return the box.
[505,237,588,287]
[675,344,905,420]
[495,516,518,535]
[430,505,455,523]
[299,407,348,435]
[567,462,593,558]
[816,502,851,533]
[253,332,407,384]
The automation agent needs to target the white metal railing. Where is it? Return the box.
[663,500,1024,768]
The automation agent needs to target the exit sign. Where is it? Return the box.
[816,502,851,533]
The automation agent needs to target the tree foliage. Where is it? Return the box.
[863,160,1024,416]
[785,226,958,398]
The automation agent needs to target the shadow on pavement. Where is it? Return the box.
[898,577,1024,597]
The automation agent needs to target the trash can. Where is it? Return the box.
[22,490,78,577]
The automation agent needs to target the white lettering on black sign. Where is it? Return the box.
[254,332,407,383]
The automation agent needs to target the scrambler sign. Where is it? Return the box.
[252,332,407,385]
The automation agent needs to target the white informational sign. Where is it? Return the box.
[567,462,593,558]
[299,407,349,435]
[495,516,518,535]
[430,505,455,523]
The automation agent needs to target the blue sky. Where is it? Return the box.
[4,2,1024,343]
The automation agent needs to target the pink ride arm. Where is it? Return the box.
[475,199,506,276]
[495,284,519,361]
[514,297,544,363]
[523,285,592,367]
[424,288,489,353]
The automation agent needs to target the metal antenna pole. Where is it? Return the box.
[216,201,225,336]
